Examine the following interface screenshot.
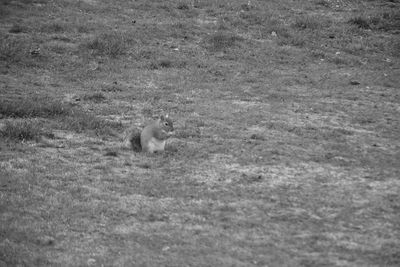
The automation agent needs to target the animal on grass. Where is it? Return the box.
[124,115,174,153]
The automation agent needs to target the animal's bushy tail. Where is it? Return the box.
[122,126,142,152]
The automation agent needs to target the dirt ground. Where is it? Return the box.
[0,0,399,266]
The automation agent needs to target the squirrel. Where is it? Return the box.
[123,115,174,153]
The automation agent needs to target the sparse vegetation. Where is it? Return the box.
[40,21,68,33]
[239,10,265,25]
[0,97,70,118]
[277,32,306,47]
[149,58,187,69]
[262,17,288,36]
[60,109,122,136]
[83,31,133,57]
[314,0,330,8]
[0,34,30,62]
[176,2,190,10]
[349,15,372,29]
[293,15,329,30]
[82,92,107,103]
[206,32,243,51]
[0,97,121,136]
[0,120,50,142]
[349,12,400,31]
[9,23,28,33]
[0,0,399,266]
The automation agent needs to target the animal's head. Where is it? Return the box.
[160,114,174,134]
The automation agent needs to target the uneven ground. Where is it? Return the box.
[0,0,399,266]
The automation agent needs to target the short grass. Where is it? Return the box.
[1,0,399,266]
[0,97,122,137]
[0,97,70,118]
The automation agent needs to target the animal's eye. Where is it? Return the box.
[164,122,169,126]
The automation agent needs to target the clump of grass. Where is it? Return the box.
[169,21,196,39]
[175,120,202,139]
[392,41,400,57]
[148,58,187,69]
[348,12,400,31]
[60,110,122,136]
[264,18,288,35]
[250,133,265,140]
[9,24,28,34]
[310,49,326,59]
[327,55,355,66]
[151,59,173,69]
[104,150,118,157]
[0,96,121,136]
[239,10,265,25]
[348,16,371,29]
[77,24,92,33]
[293,15,330,30]
[0,97,71,118]
[83,31,132,57]
[293,17,319,30]
[0,120,49,142]
[47,42,69,54]
[82,92,107,103]
[277,32,306,47]
[135,49,155,60]
[40,19,95,34]
[314,0,330,8]
[377,11,400,31]
[177,2,190,10]
[0,35,30,63]
[40,21,68,33]
[51,34,71,42]
[206,32,243,52]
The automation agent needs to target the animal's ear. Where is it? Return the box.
[160,115,165,120]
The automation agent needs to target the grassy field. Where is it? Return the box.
[1,0,399,266]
